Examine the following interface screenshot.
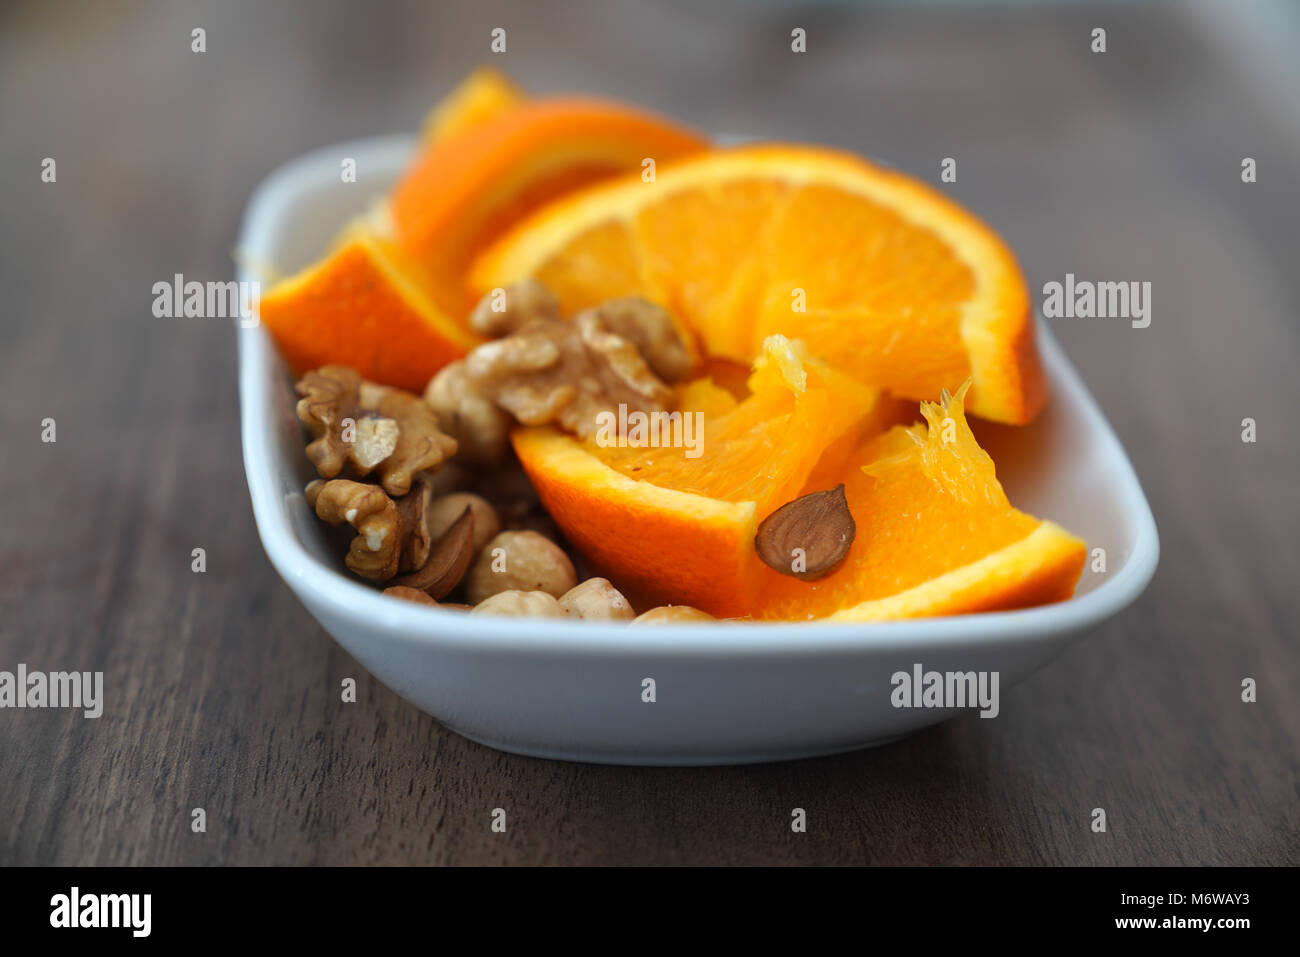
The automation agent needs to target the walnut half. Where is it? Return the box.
[295,366,363,478]
[305,479,402,580]
[464,312,673,438]
[467,279,561,338]
[424,359,513,465]
[578,297,693,383]
[295,366,457,493]
[371,389,458,497]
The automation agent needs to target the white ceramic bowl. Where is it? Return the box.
[237,136,1159,765]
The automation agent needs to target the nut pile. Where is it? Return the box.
[425,279,692,455]
[292,281,714,623]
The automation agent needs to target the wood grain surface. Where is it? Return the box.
[1,0,1296,866]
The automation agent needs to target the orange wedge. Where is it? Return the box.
[258,230,481,392]
[756,383,1084,621]
[516,349,1082,620]
[513,337,903,617]
[324,70,527,255]
[472,144,1045,424]
[420,67,526,144]
[391,97,708,310]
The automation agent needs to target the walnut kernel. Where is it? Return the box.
[296,367,457,489]
[468,279,561,338]
[424,360,513,465]
[372,389,458,496]
[295,365,363,478]
[349,415,400,474]
[465,311,672,438]
[307,479,402,580]
[580,297,693,382]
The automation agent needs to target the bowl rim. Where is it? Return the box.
[237,135,1160,659]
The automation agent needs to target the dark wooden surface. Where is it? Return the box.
[1,0,1297,866]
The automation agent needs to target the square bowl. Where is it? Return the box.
[237,135,1158,765]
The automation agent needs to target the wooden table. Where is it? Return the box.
[2,0,1296,865]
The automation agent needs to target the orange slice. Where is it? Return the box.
[472,144,1045,424]
[420,67,526,144]
[755,384,1085,621]
[326,70,527,254]
[257,230,481,392]
[513,337,902,617]
[515,350,1082,620]
[391,97,708,311]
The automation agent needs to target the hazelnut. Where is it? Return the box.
[424,360,512,465]
[383,586,438,606]
[466,530,578,603]
[384,587,470,611]
[630,605,716,625]
[470,589,565,618]
[428,492,500,556]
[559,578,635,621]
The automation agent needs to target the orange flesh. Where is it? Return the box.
[258,234,480,393]
[392,98,708,313]
[420,67,525,144]
[473,145,1044,424]
[514,346,1083,621]
[755,387,1054,620]
[589,340,876,515]
[751,183,977,401]
[272,94,1082,619]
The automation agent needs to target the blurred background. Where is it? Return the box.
[1,0,1297,865]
